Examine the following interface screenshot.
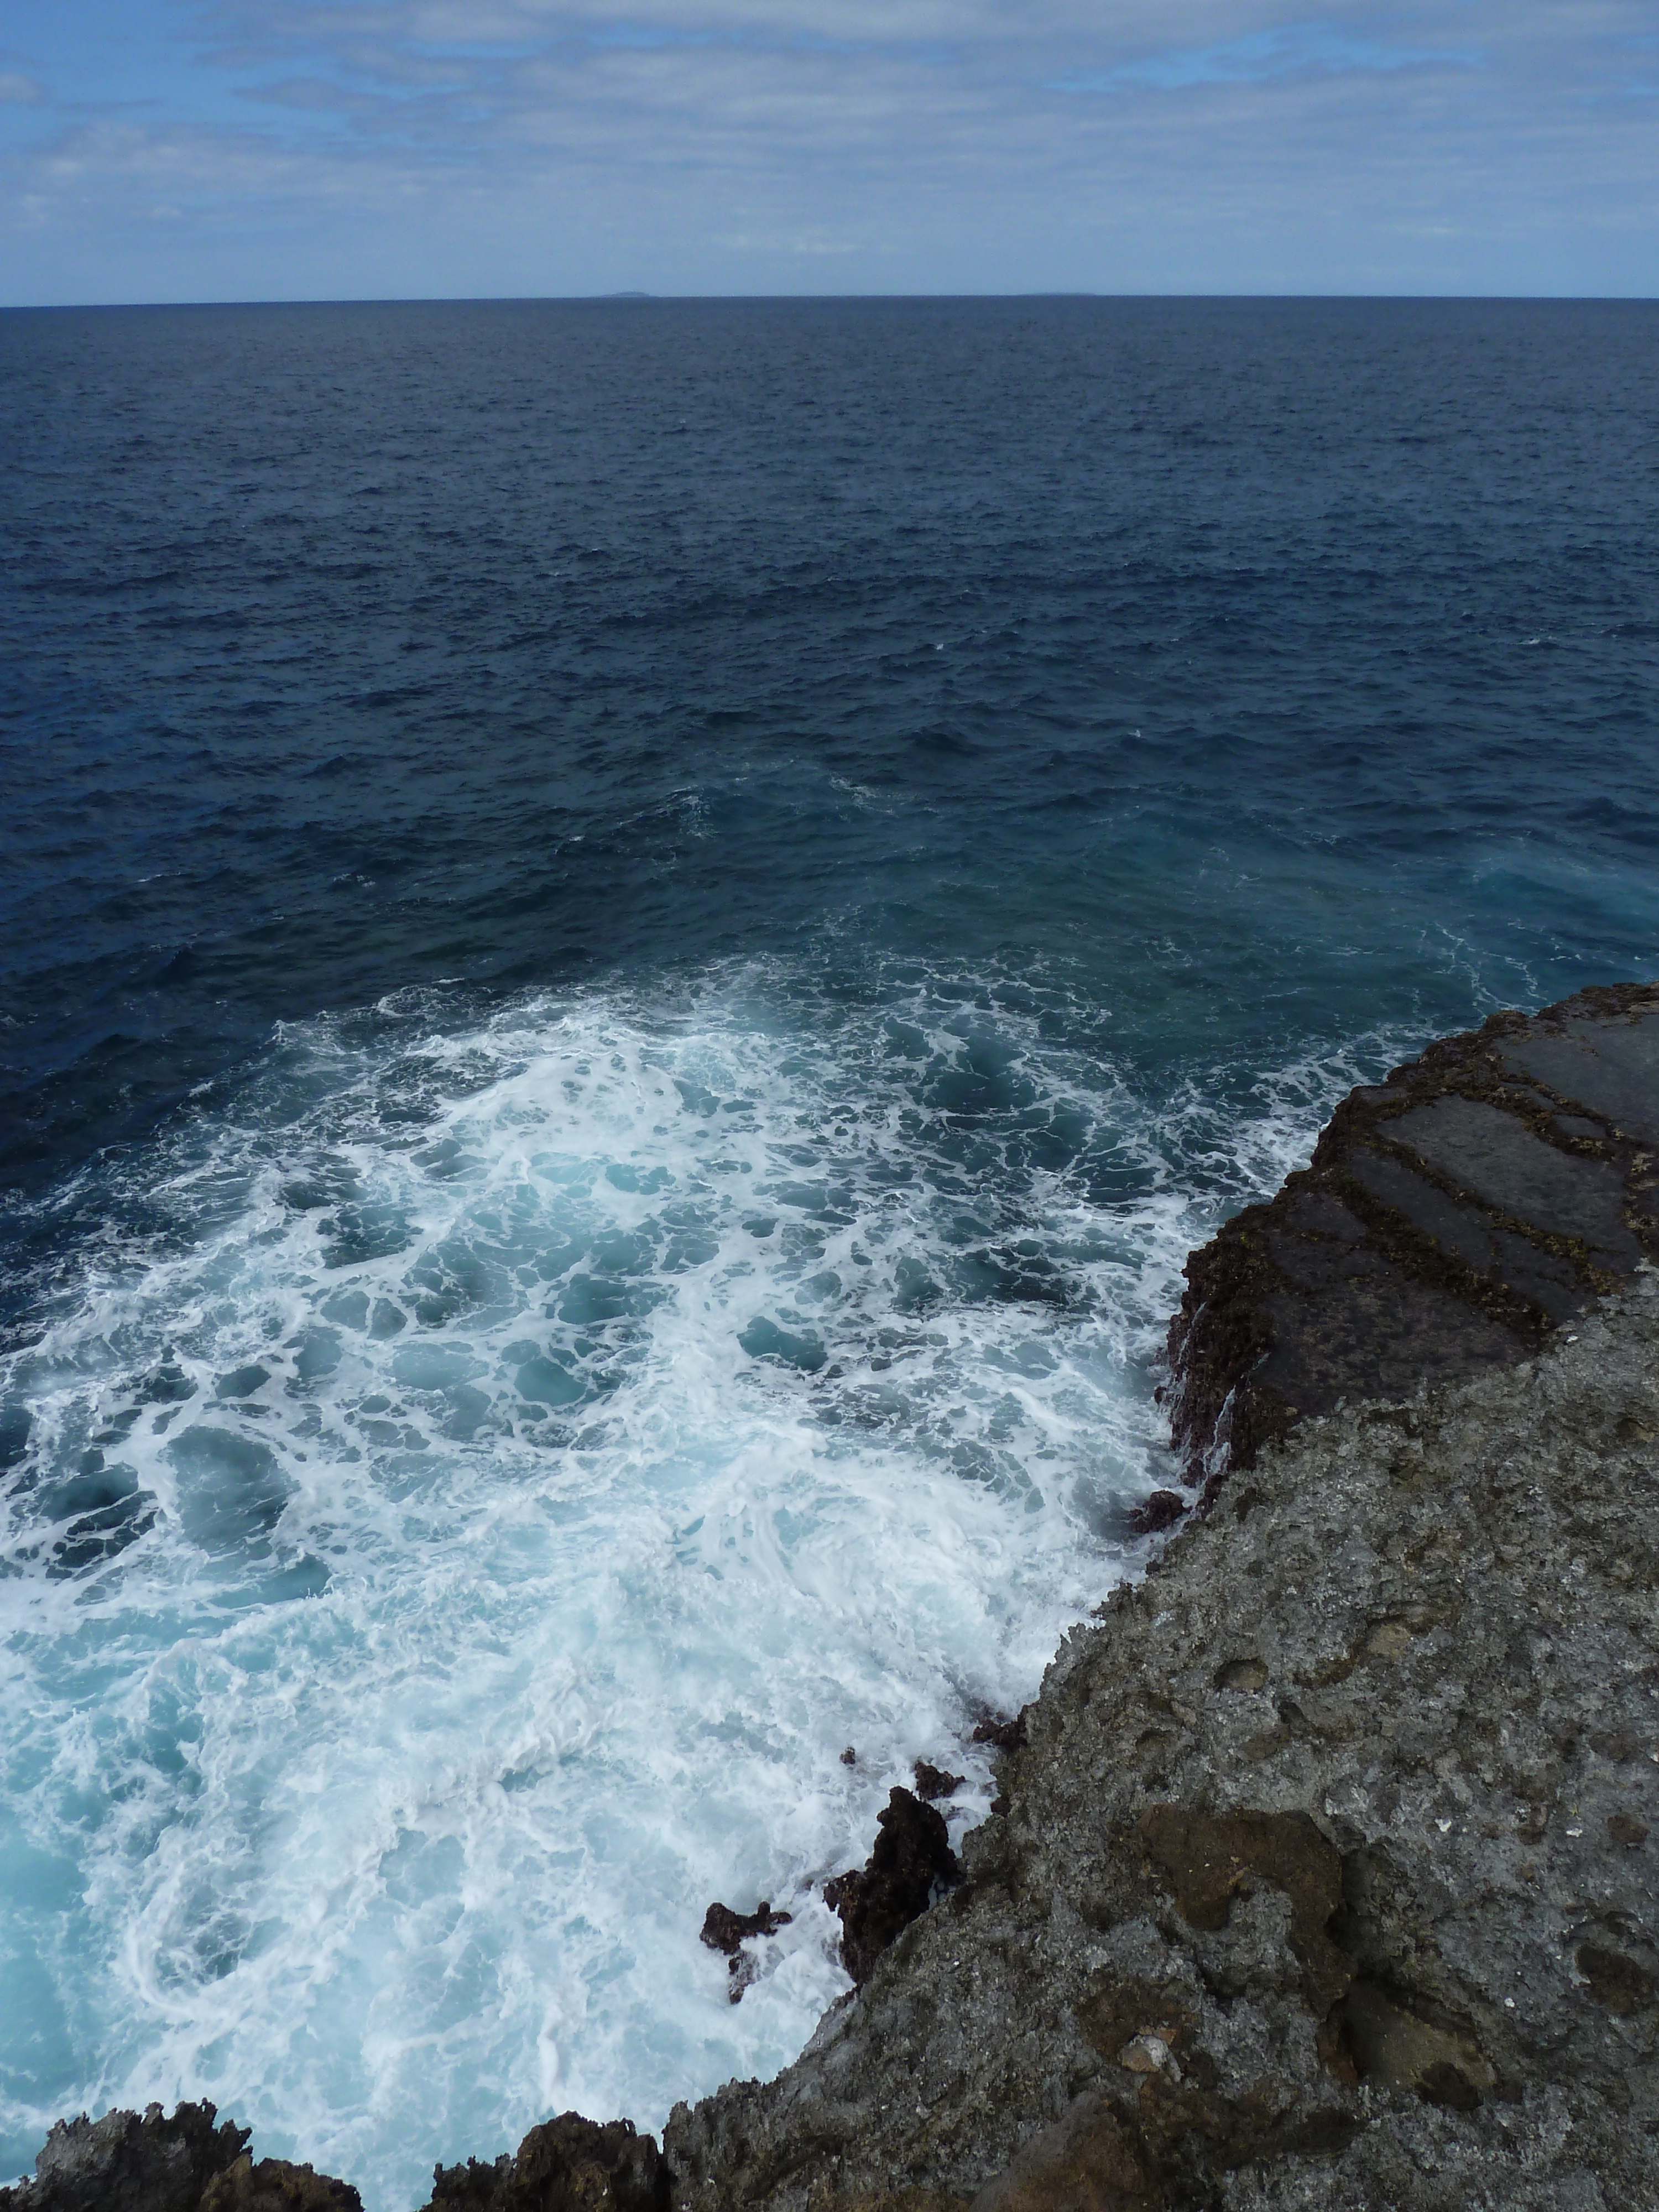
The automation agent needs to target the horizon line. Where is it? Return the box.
[5,288,1659,313]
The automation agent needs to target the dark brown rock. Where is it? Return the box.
[1138,1806,1352,2018]
[1575,1943,1657,2016]
[1335,1980,1492,2109]
[423,2114,668,2212]
[1166,982,1659,1491]
[967,2096,1161,2211]
[825,1787,960,1985]
[1073,1973,1200,2069]
[200,2156,362,2211]
[700,1900,794,2002]
[1126,1490,1185,1536]
[0,2104,250,2212]
[700,1901,792,1955]
[914,1760,964,1802]
[970,1711,1027,1752]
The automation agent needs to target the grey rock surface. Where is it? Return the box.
[664,1275,1659,2211]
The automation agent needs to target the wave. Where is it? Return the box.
[0,959,1407,2208]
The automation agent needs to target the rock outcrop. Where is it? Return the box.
[701,1901,797,2002]
[422,2115,668,2211]
[0,2105,254,2212]
[201,2156,361,2211]
[664,1274,1659,2209]
[1167,981,1659,1496]
[823,1787,962,1987]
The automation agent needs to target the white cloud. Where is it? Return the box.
[0,70,43,102]
[2,4,1658,298]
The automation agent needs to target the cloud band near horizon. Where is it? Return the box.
[1,2,1655,303]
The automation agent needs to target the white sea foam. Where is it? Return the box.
[0,966,1406,2208]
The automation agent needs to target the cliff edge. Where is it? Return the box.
[662,1271,1657,2210]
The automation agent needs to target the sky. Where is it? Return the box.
[1,2,1656,303]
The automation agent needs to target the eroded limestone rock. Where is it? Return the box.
[663,1277,1659,2211]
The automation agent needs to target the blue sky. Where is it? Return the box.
[1,2,1655,302]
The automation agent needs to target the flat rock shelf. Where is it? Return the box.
[7,990,1657,2212]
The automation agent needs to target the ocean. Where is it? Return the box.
[2,296,1656,2208]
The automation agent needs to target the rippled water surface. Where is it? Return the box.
[2,298,1657,2206]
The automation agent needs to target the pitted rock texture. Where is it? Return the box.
[1166,981,1659,1491]
[199,2157,361,2211]
[663,1276,1659,2211]
[421,2114,670,2211]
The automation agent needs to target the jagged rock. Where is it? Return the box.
[423,2114,667,2212]
[969,1712,1026,1751]
[701,1901,795,2003]
[0,2104,249,2212]
[1167,980,1659,1494]
[824,1787,960,1985]
[913,1760,964,1802]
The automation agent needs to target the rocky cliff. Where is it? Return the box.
[663,1272,1658,2210]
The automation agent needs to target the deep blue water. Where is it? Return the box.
[1,298,1656,2206]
